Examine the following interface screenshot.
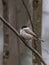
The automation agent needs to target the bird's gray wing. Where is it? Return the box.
[23,28,36,37]
[23,28,44,42]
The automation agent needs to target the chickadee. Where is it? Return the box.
[20,26,44,42]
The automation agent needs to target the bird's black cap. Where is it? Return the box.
[21,26,27,29]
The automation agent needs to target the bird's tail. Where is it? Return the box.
[38,38,44,42]
[33,35,44,42]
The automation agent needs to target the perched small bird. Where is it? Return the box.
[20,26,44,42]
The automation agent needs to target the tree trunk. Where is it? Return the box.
[2,0,21,65]
[2,0,9,65]
[7,0,21,65]
[32,0,42,65]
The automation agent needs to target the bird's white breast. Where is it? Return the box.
[20,29,33,40]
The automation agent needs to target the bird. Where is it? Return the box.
[20,26,44,42]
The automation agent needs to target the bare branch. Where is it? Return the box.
[21,0,34,29]
[0,16,47,65]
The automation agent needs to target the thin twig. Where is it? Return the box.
[0,16,47,65]
[21,0,33,29]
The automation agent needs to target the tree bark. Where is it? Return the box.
[2,0,9,65]
[32,0,42,65]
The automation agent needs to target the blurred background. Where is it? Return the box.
[0,0,49,65]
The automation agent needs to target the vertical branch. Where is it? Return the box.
[32,0,42,65]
